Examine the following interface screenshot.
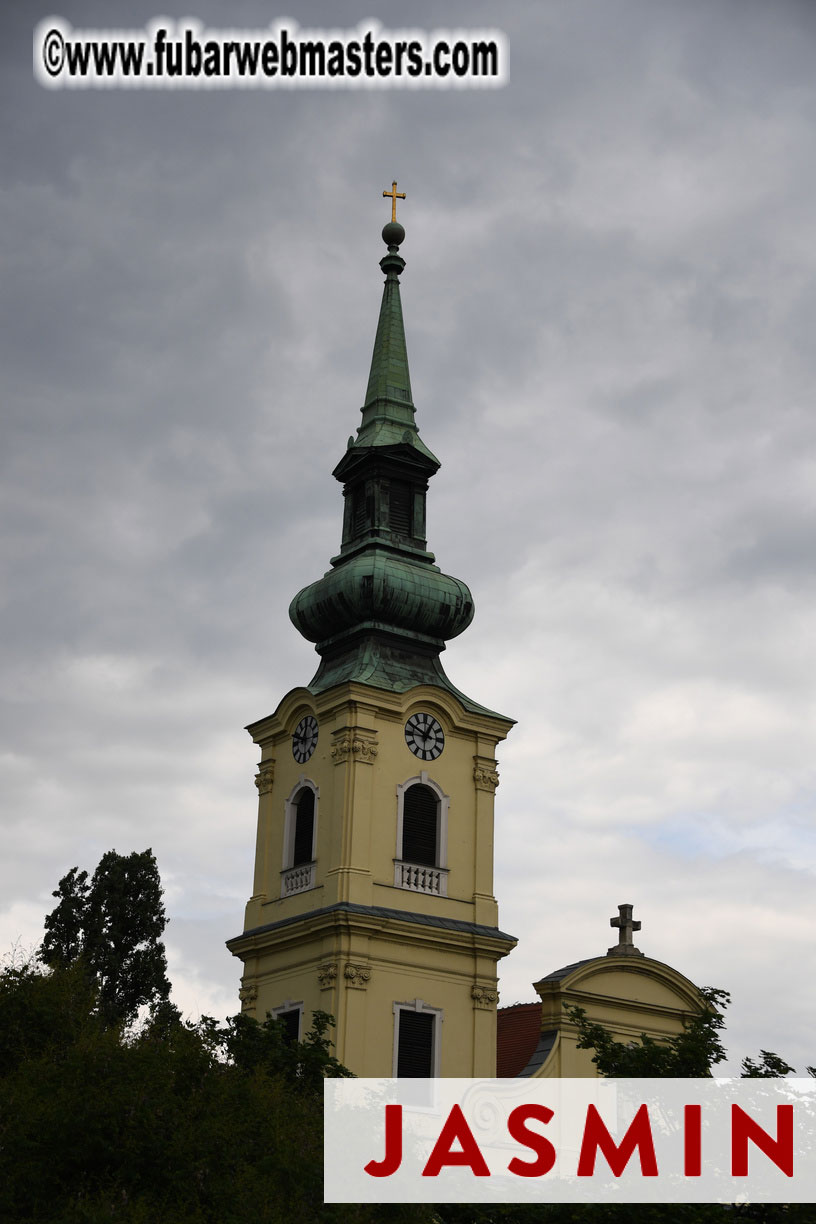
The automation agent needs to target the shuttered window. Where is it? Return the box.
[293,789,314,865]
[277,1008,301,1044]
[401,784,438,865]
[353,486,373,535]
[396,1009,434,1077]
[352,486,365,534]
[389,481,412,535]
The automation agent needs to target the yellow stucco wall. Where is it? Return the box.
[228,680,516,1077]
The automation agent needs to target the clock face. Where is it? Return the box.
[404,713,445,761]
[292,715,318,764]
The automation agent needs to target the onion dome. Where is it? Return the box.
[289,191,484,707]
[290,551,474,649]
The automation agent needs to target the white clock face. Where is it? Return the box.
[292,715,318,764]
[405,713,445,761]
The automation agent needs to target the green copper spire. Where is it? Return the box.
[362,240,412,412]
[288,195,500,717]
[351,215,439,464]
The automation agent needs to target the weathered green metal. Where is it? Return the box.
[345,238,440,466]
[290,548,474,648]
[289,219,497,715]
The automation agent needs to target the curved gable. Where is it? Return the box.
[520,954,704,1079]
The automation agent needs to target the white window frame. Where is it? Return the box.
[271,999,304,1041]
[395,772,449,864]
[392,998,443,1078]
[281,776,318,895]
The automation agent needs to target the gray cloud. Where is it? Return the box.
[2,0,815,1073]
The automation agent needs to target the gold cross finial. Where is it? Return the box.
[383,180,406,223]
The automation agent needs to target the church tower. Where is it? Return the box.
[227,188,516,1077]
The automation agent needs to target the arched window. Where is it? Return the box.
[394,773,449,897]
[282,778,318,896]
[401,784,437,866]
[292,788,314,867]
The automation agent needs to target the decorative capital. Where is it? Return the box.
[471,984,499,1010]
[239,983,258,1012]
[254,760,276,794]
[318,962,338,990]
[344,962,372,990]
[331,729,379,765]
[473,756,500,793]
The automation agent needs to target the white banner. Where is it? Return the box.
[324,1078,816,1204]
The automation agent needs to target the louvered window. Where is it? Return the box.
[352,486,372,535]
[396,1009,434,1077]
[293,789,314,866]
[401,784,438,866]
[277,1008,301,1044]
[389,481,412,534]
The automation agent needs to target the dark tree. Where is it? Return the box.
[567,990,808,1086]
[39,865,89,966]
[0,957,426,1224]
[40,848,172,1025]
[741,1049,796,1078]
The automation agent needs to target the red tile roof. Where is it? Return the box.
[496,1002,542,1077]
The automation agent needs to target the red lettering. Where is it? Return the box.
[577,1103,658,1177]
[507,1103,556,1177]
[731,1104,793,1177]
[422,1104,491,1177]
[684,1104,702,1176]
[364,1104,403,1177]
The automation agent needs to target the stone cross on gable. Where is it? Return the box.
[607,902,644,957]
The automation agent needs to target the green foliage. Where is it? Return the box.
[40,849,172,1026]
[39,865,89,965]
[0,954,104,1078]
[23,851,431,1220]
[435,1206,754,1224]
[0,957,427,1224]
[741,1049,796,1078]
[435,1206,816,1223]
[565,986,730,1078]
[567,988,808,1084]
[221,1007,353,1090]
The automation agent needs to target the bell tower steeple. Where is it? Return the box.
[228,190,516,1077]
[290,203,480,702]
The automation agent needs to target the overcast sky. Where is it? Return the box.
[3,0,816,1074]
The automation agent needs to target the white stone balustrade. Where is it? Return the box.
[394,861,448,896]
[282,862,315,895]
